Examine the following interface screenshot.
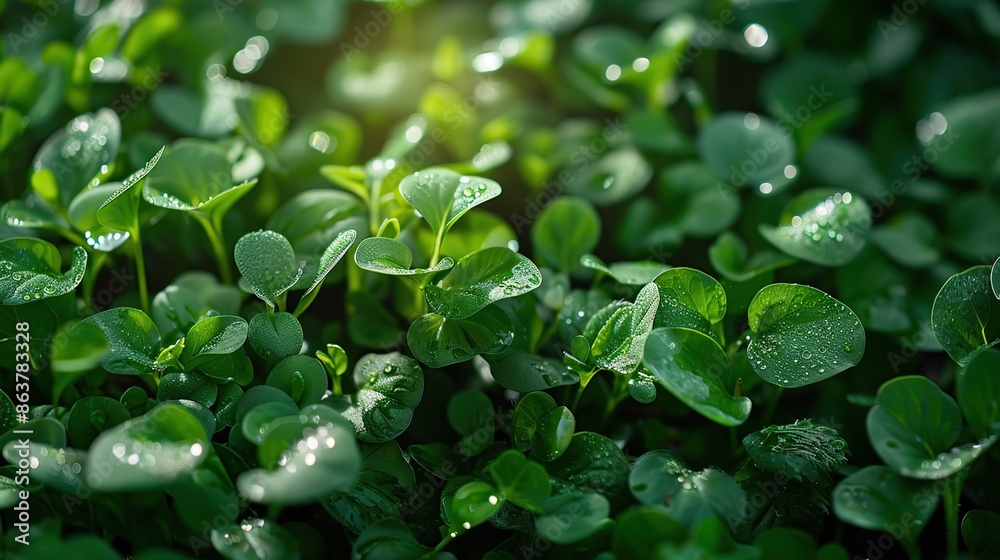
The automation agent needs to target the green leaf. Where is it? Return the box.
[85,402,209,491]
[180,315,248,368]
[295,228,356,314]
[483,449,551,512]
[993,256,1000,299]
[447,389,495,457]
[547,432,629,499]
[643,327,750,426]
[869,213,941,269]
[611,506,687,559]
[485,351,579,392]
[336,352,423,443]
[2,194,69,231]
[265,355,328,407]
[580,254,670,286]
[76,307,162,375]
[747,283,866,388]
[235,230,303,308]
[237,404,361,505]
[0,389,18,435]
[158,372,218,408]
[929,89,1000,180]
[957,349,1000,438]
[697,112,796,191]
[0,238,87,305]
[833,466,938,544]
[67,396,131,448]
[531,196,601,272]
[652,267,726,343]
[630,450,747,528]
[33,108,121,208]
[354,236,454,276]
[512,392,575,462]
[407,305,514,368]
[535,493,611,545]
[97,147,164,232]
[867,375,995,479]
[353,518,443,559]
[963,510,1000,560]
[446,480,504,532]
[932,265,1000,366]
[568,147,653,206]
[211,518,300,560]
[587,282,659,376]
[248,312,303,363]
[742,420,849,484]
[425,247,542,319]
[759,189,871,266]
[398,167,502,240]
[68,184,132,251]
[708,231,796,282]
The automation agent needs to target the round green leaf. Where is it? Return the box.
[511,392,557,453]
[447,389,495,457]
[446,480,504,532]
[424,247,542,319]
[211,518,300,560]
[235,230,303,308]
[932,265,1000,366]
[0,238,87,305]
[483,449,551,512]
[407,305,514,368]
[248,312,303,363]
[485,351,579,392]
[833,466,938,543]
[32,108,121,208]
[546,432,628,499]
[399,168,502,239]
[708,231,796,282]
[180,315,248,368]
[354,236,454,276]
[237,404,361,505]
[643,327,750,426]
[652,267,726,343]
[963,509,1000,560]
[266,355,328,407]
[535,493,611,545]
[531,196,601,272]
[747,283,866,388]
[158,372,218,408]
[759,189,871,266]
[77,307,162,375]
[697,112,796,191]
[337,352,423,443]
[611,506,687,559]
[869,213,941,269]
[928,89,1000,180]
[866,375,994,479]
[85,402,209,492]
[66,396,130,449]
[958,350,1000,439]
[629,450,747,528]
[568,147,653,206]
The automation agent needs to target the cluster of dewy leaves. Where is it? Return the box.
[735,420,850,534]
[349,165,542,369]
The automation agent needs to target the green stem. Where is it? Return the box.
[429,226,445,268]
[534,316,560,354]
[195,214,233,284]
[433,531,454,553]
[331,374,343,396]
[902,537,922,560]
[572,383,588,412]
[368,179,382,236]
[601,375,630,426]
[131,231,149,312]
[943,473,966,560]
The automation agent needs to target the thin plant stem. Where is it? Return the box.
[194,213,233,284]
[131,231,149,312]
[943,473,966,560]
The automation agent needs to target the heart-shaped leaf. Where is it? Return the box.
[644,327,750,426]
[957,349,1000,439]
[399,167,501,240]
[483,449,551,512]
[265,355,329,407]
[33,108,121,208]
[531,196,601,272]
[237,404,361,505]
[867,375,995,479]
[0,237,87,305]
[248,312,303,363]
[747,283,865,388]
[629,450,747,528]
[652,267,726,343]
[760,189,871,266]
[408,305,514,368]
[180,315,248,368]
[932,265,1000,366]
[425,247,542,319]
[235,230,303,307]
[335,352,423,443]
[97,147,164,233]
[833,466,938,546]
[354,236,454,276]
[85,402,209,492]
[76,307,162,375]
